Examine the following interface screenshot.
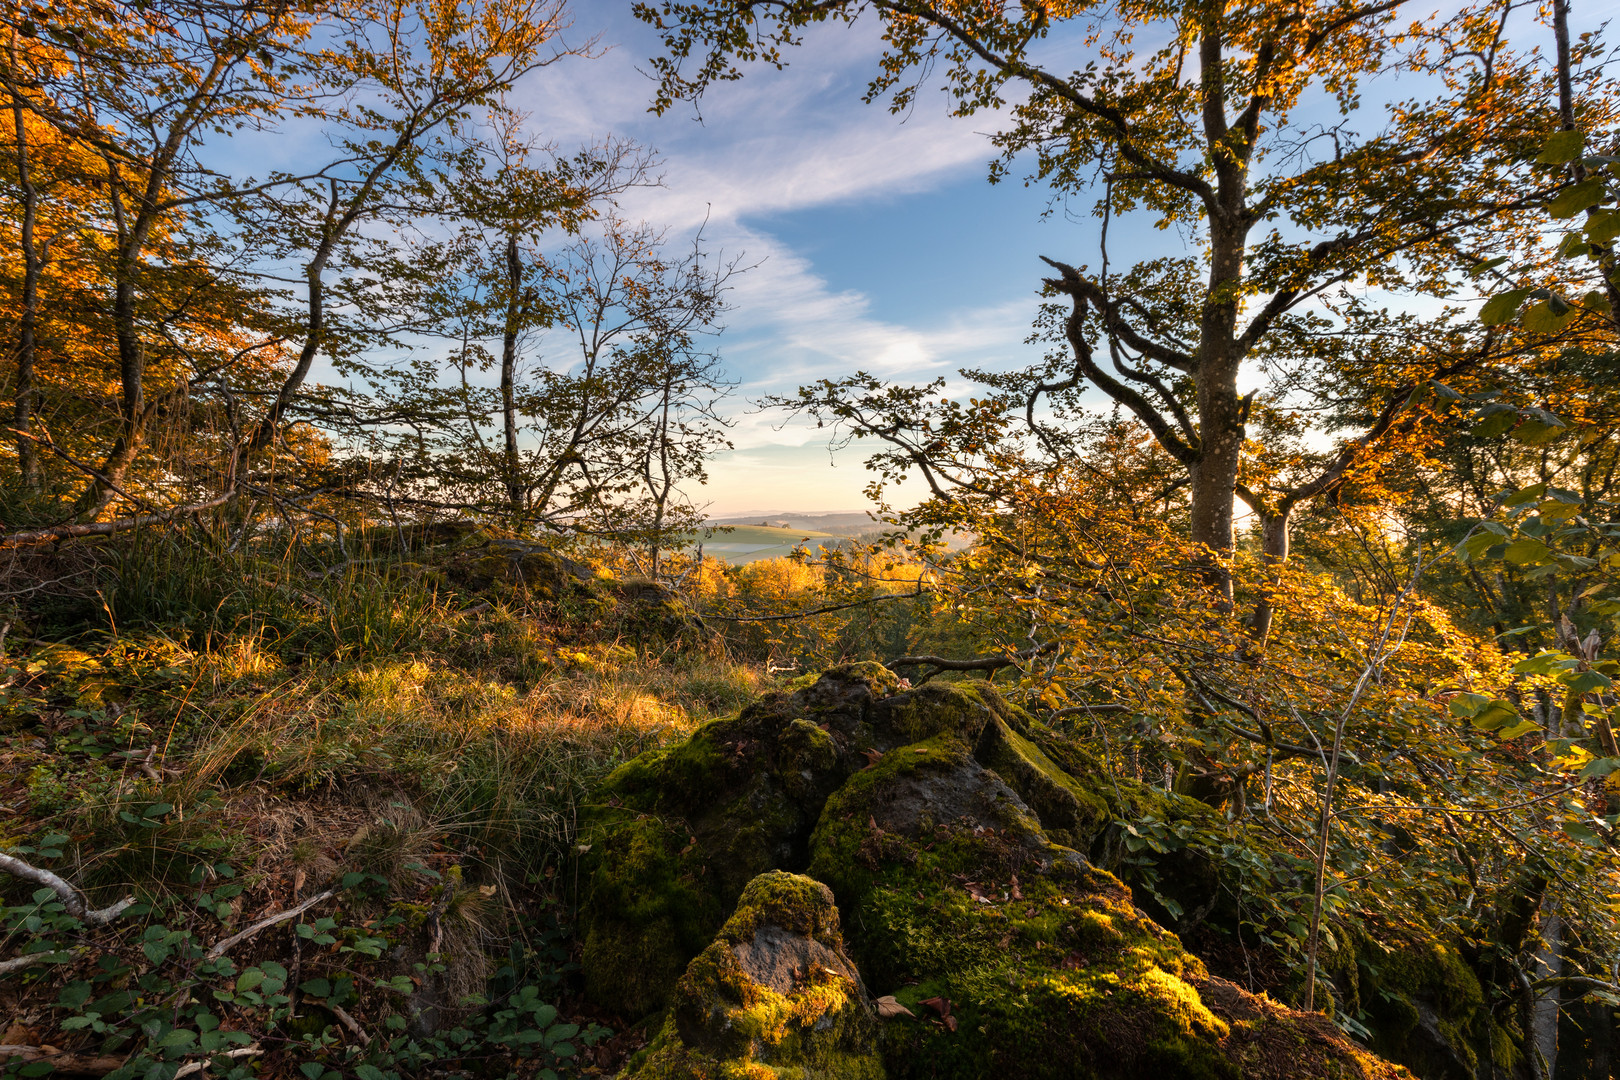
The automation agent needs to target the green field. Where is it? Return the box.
[690,524,845,565]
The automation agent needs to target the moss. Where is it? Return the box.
[1341,924,1486,1080]
[580,669,894,1017]
[628,872,886,1080]
[802,724,1400,1080]
[974,713,1110,848]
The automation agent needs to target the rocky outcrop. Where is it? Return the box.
[578,666,1417,1079]
[627,871,884,1078]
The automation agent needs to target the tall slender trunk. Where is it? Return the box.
[1249,509,1290,641]
[500,235,524,524]
[8,37,41,491]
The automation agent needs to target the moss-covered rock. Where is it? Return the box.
[803,730,1409,1080]
[1323,924,1490,1080]
[579,665,907,1017]
[626,871,885,1079]
[579,669,1417,1079]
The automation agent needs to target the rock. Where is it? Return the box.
[578,663,903,1017]
[578,668,1417,1079]
[626,871,884,1079]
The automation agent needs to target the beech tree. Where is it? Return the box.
[0,0,608,536]
[639,0,1620,630]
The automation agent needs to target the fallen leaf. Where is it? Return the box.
[919,996,952,1018]
[1061,952,1087,971]
[943,1015,958,1033]
[875,995,914,1019]
[862,748,884,769]
[914,748,927,754]
[963,881,994,904]
[1010,874,1023,901]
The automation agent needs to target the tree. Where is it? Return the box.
[0,0,601,535]
[639,0,1620,631]
[411,218,740,543]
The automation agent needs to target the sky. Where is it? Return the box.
[506,9,1132,517]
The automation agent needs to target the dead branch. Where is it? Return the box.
[0,852,135,926]
[0,1043,261,1078]
[0,1046,128,1075]
[887,642,1056,684]
[0,493,235,548]
[329,1004,371,1046]
[205,889,337,958]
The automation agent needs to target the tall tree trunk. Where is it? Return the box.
[8,37,41,491]
[1249,508,1290,641]
[501,235,524,524]
[1531,901,1562,1079]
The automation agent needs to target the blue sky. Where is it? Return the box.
[507,8,1126,515]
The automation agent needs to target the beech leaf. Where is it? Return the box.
[875,995,914,1019]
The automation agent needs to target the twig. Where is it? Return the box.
[330,1004,371,1046]
[206,889,337,958]
[173,1045,262,1079]
[0,852,135,926]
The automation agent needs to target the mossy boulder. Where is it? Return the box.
[1324,924,1490,1080]
[578,664,906,1016]
[804,729,1408,1079]
[626,871,885,1079]
[579,669,1416,1079]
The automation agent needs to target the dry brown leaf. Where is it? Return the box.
[874,995,914,1019]
[1010,874,1023,901]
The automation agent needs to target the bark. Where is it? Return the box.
[7,36,41,490]
[1530,902,1563,1079]
[500,234,525,522]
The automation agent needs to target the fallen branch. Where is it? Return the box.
[0,852,135,926]
[0,1046,127,1075]
[0,948,74,976]
[0,493,235,548]
[330,1004,371,1046]
[0,1043,261,1078]
[206,889,337,958]
[174,1045,262,1079]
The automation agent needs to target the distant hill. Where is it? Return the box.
[707,512,880,536]
[693,524,849,565]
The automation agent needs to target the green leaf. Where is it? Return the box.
[1521,300,1580,334]
[20,1063,56,1077]
[354,1066,387,1080]
[143,803,173,818]
[1502,537,1549,566]
[1512,651,1574,676]
[1550,179,1605,219]
[1448,692,1493,718]
[1496,719,1541,739]
[1471,403,1520,438]
[299,978,332,999]
[1564,820,1604,847]
[300,1066,324,1080]
[1564,670,1614,695]
[1579,757,1620,780]
[1470,700,1522,731]
[1503,483,1549,507]
[1537,129,1584,163]
[235,968,265,993]
[1480,289,1531,325]
[1587,210,1620,244]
